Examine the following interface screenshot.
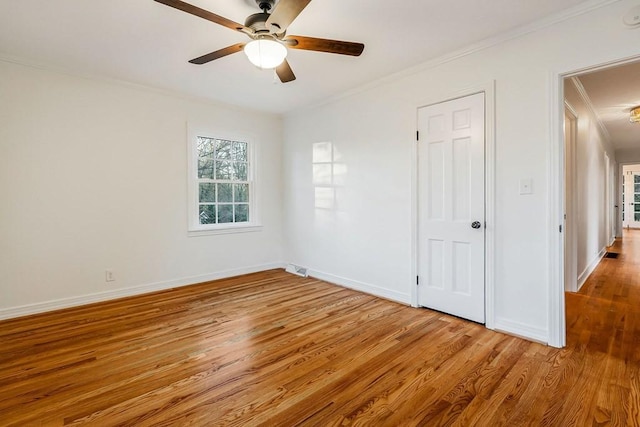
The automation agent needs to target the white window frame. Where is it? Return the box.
[187,124,261,236]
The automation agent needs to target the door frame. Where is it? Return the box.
[550,54,640,348]
[622,164,640,229]
[411,81,496,330]
[563,102,578,293]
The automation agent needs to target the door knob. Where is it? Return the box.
[471,221,482,229]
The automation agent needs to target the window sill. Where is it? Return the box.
[188,224,263,237]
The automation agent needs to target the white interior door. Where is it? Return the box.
[417,93,485,323]
[624,169,640,229]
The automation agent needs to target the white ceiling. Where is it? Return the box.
[0,0,605,114]
[576,61,640,152]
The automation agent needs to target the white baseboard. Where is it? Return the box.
[0,262,285,320]
[307,269,411,305]
[494,317,548,344]
[576,248,606,291]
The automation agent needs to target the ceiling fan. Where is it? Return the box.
[154,0,365,83]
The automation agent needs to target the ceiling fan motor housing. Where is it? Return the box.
[245,12,272,33]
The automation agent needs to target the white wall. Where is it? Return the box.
[617,150,640,163]
[0,60,284,318]
[564,79,616,289]
[283,0,639,343]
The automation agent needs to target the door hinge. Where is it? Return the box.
[559,224,563,233]
[416,275,419,285]
[416,130,419,141]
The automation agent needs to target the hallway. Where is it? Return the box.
[564,229,640,423]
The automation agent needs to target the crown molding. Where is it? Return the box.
[0,53,279,118]
[0,0,621,118]
[291,0,621,116]
[570,76,613,144]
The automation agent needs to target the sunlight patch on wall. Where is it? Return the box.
[312,142,347,211]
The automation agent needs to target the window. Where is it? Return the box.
[188,128,259,234]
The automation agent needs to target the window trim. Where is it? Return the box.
[187,123,261,235]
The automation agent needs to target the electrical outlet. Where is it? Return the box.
[105,270,115,282]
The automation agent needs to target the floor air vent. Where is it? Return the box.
[285,264,308,277]
[604,252,619,259]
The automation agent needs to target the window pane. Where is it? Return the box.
[234,184,249,202]
[635,183,640,193]
[234,162,248,181]
[636,212,640,222]
[635,204,640,212]
[218,183,233,203]
[635,175,640,184]
[218,204,234,223]
[198,159,214,179]
[635,194,640,203]
[199,205,216,224]
[192,134,253,231]
[233,142,247,161]
[215,140,232,160]
[216,161,233,180]
[235,204,249,222]
[199,183,216,202]
[197,137,215,158]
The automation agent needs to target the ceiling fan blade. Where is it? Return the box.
[265,0,312,34]
[276,59,296,83]
[284,35,364,56]
[154,0,249,33]
[189,43,245,65]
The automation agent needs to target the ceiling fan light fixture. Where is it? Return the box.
[631,106,640,124]
[244,39,287,70]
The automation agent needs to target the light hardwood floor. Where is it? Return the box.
[1,232,639,426]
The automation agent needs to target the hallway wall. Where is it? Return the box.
[564,78,616,289]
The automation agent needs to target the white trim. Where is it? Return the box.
[292,0,618,116]
[494,317,548,344]
[0,1,617,119]
[563,102,579,294]
[577,248,607,291]
[309,270,411,306]
[549,72,566,348]
[411,81,496,330]
[410,113,419,308]
[187,225,263,237]
[549,53,640,349]
[0,54,278,117]
[0,263,285,321]
[570,77,612,146]
[186,123,262,234]
[484,82,497,331]
[564,100,578,119]
[618,162,640,235]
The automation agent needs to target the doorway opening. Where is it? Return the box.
[556,58,640,348]
[622,163,640,229]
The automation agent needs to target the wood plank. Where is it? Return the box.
[2,230,640,425]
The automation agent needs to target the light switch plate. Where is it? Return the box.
[519,178,533,195]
